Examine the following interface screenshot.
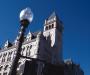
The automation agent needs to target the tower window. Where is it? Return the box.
[52,24,54,28]
[49,25,52,29]
[45,26,48,30]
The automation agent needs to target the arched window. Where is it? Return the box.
[3,53,7,57]
[0,66,3,71]
[52,24,54,28]
[4,65,9,70]
[2,58,5,62]
[2,53,7,63]
[22,47,25,51]
[49,25,52,29]
[0,54,2,58]
[26,46,31,56]
[7,51,13,61]
[21,47,25,56]
[45,26,48,30]
[27,46,29,50]
[3,72,7,75]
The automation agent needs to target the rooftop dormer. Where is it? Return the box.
[4,40,12,49]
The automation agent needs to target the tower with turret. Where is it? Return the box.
[43,12,64,63]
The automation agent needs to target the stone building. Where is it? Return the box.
[0,12,83,75]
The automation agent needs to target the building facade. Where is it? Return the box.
[0,12,83,75]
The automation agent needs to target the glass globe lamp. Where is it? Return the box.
[19,7,33,27]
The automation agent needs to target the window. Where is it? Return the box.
[49,25,52,29]
[21,47,25,55]
[8,52,12,56]
[22,47,25,51]
[7,57,11,61]
[3,53,7,57]
[7,51,12,62]
[30,45,32,49]
[27,46,29,50]
[1,53,7,63]
[0,54,2,58]
[26,46,31,56]
[2,58,5,62]
[0,66,3,71]
[4,65,9,70]
[52,24,54,28]
[3,72,7,75]
[45,26,48,30]
[26,50,30,56]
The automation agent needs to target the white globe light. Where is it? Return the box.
[20,7,33,23]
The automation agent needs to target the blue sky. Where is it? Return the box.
[0,0,89,75]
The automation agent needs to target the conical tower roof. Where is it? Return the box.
[48,12,58,20]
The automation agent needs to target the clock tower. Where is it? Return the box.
[43,12,64,64]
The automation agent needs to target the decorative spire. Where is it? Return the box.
[48,12,57,20]
[4,40,12,48]
[14,36,19,45]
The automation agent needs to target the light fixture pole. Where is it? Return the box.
[9,8,33,75]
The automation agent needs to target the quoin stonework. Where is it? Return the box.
[0,12,84,75]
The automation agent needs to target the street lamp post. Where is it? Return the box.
[9,8,33,75]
